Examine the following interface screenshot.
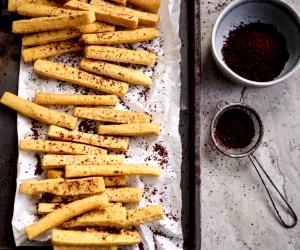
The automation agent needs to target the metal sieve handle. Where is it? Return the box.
[249,154,298,228]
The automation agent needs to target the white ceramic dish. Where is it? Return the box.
[212,0,300,87]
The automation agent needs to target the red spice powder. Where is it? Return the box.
[34,154,44,176]
[222,22,289,82]
[40,193,55,203]
[138,87,150,102]
[138,242,145,250]
[214,109,255,149]
[78,120,97,134]
[30,120,42,139]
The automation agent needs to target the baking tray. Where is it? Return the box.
[0,0,200,248]
[191,0,201,249]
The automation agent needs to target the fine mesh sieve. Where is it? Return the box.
[211,103,263,157]
[211,103,297,228]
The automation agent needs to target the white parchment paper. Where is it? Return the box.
[12,1,182,249]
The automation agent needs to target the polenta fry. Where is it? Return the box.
[98,123,160,136]
[22,40,82,63]
[78,22,115,34]
[80,58,152,86]
[47,125,129,151]
[103,176,126,187]
[38,202,123,214]
[52,229,140,246]
[53,246,117,250]
[37,203,62,214]
[84,46,156,66]
[51,187,142,203]
[46,169,126,187]
[106,187,142,203]
[80,28,159,45]
[90,0,159,26]
[62,206,126,228]
[74,107,151,124]
[64,0,138,28]
[47,169,64,179]
[33,59,129,97]
[8,0,60,12]
[22,29,81,47]
[26,194,108,240]
[110,0,126,4]
[17,3,83,17]
[42,154,125,169]
[65,164,161,178]
[0,92,77,130]
[12,11,95,34]
[35,92,117,106]
[20,177,105,196]
[19,139,107,155]
[127,0,160,13]
[117,205,164,228]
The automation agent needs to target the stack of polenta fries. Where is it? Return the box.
[2,0,165,248]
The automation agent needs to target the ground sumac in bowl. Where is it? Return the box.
[214,109,255,149]
[222,22,289,82]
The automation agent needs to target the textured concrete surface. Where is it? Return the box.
[200,0,300,249]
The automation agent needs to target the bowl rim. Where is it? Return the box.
[211,0,300,87]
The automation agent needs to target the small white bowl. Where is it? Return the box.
[212,0,300,87]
